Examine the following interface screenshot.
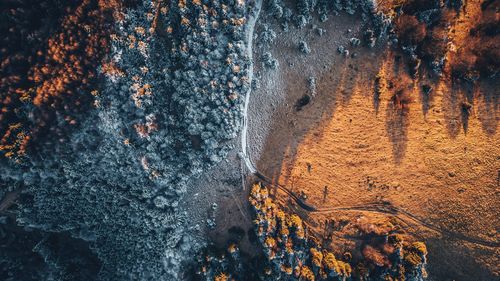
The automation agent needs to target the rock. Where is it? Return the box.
[299,40,311,54]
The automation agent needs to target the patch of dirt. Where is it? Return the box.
[248,8,499,281]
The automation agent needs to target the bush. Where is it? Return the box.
[394,14,427,46]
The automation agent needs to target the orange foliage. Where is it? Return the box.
[0,0,128,159]
[362,245,392,268]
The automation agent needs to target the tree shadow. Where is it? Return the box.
[454,81,475,135]
[476,78,498,136]
[255,59,346,193]
[420,83,432,117]
[440,78,462,138]
[441,75,498,138]
[425,237,498,281]
[379,51,413,164]
[253,46,384,196]
[385,101,409,164]
[373,87,381,115]
[417,67,436,117]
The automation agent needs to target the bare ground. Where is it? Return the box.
[247,9,499,281]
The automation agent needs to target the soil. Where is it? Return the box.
[246,8,500,281]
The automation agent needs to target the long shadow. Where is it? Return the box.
[385,101,410,164]
[277,58,352,189]
[249,5,392,196]
[426,237,498,281]
[449,80,475,135]
[476,78,499,136]
[254,44,386,196]
[441,77,498,138]
[442,80,461,139]
[416,66,437,117]
[383,51,414,163]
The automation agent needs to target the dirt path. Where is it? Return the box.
[251,170,500,248]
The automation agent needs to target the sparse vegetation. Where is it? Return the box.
[197,183,428,280]
[384,0,499,81]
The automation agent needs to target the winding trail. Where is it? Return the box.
[253,166,500,248]
[238,2,499,249]
[240,0,261,176]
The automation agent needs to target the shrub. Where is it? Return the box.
[404,252,422,267]
[394,14,427,46]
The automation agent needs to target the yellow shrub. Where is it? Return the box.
[323,252,338,271]
[289,214,303,228]
[310,248,323,267]
[300,266,315,281]
[215,272,228,281]
[411,242,427,256]
[265,236,276,248]
[404,252,422,267]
